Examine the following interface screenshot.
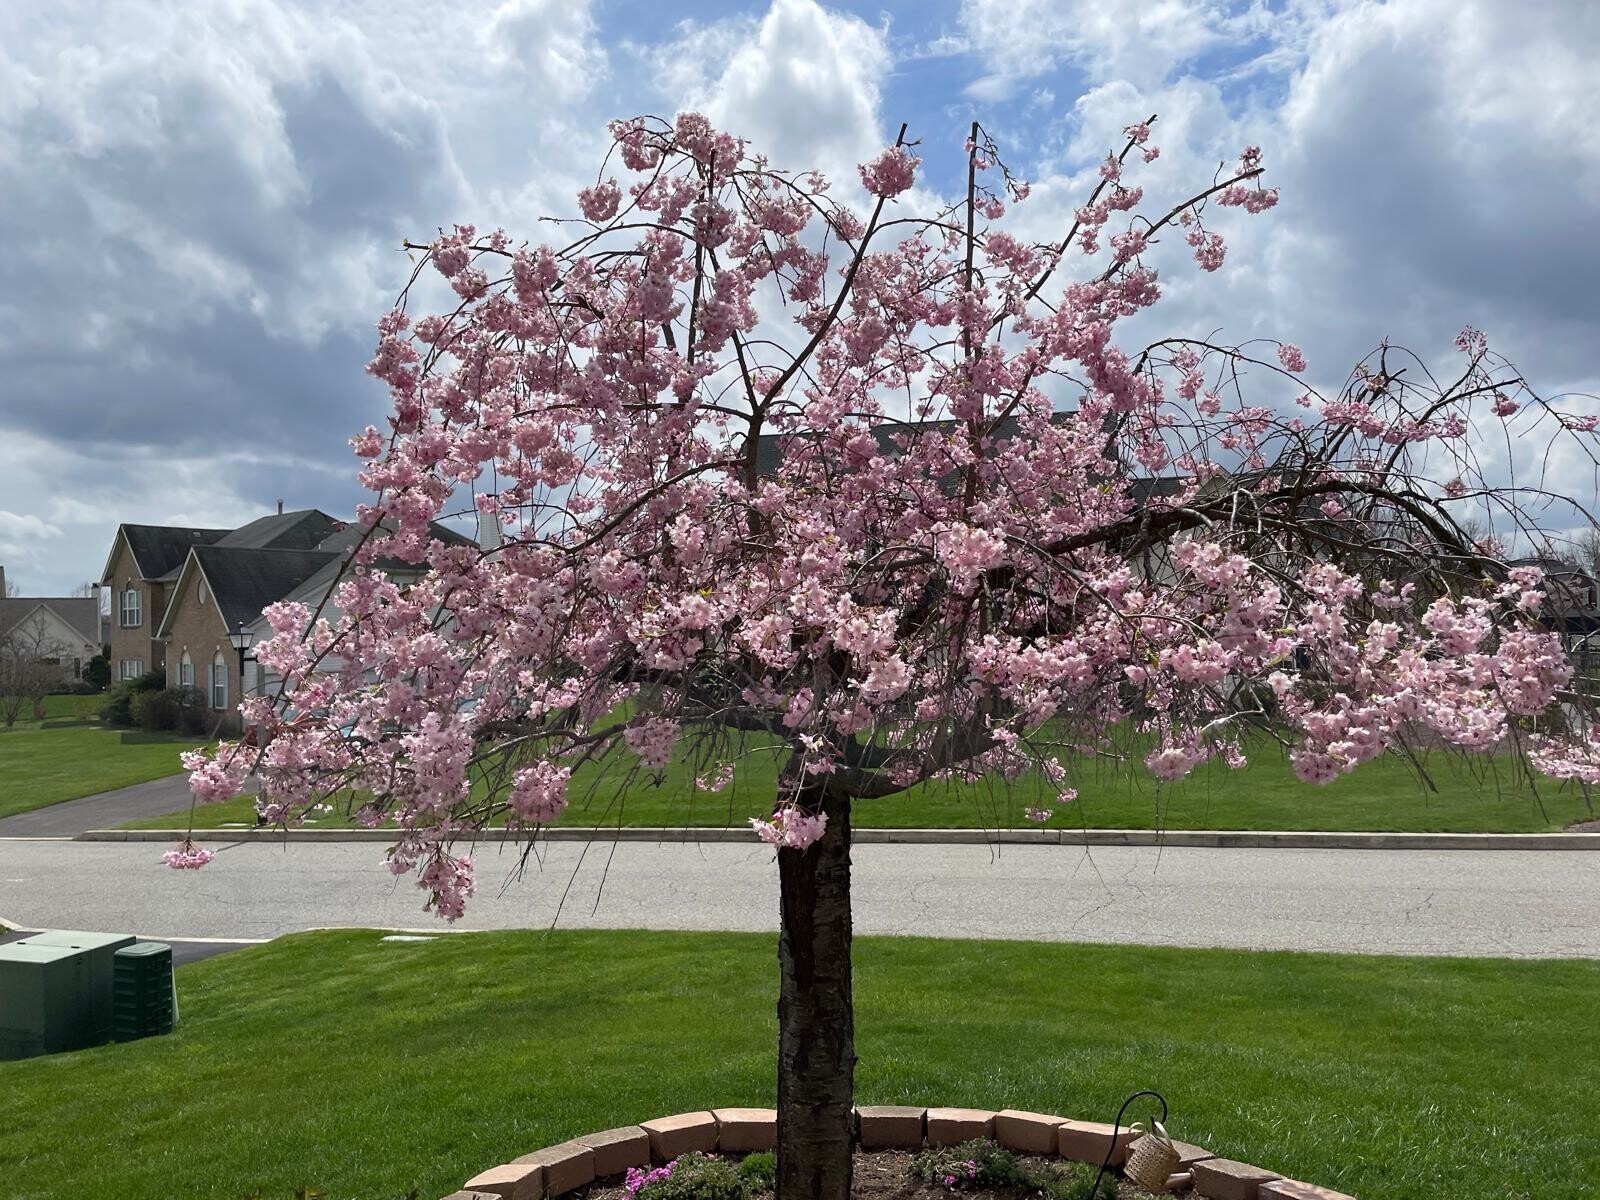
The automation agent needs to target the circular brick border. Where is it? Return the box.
[441,1106,1355,1200]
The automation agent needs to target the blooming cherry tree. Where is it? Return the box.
[184,113,1597,1200]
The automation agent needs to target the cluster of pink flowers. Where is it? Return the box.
[940,1160,980,1187]
[509,761,570,824]
[751,805,829,851]
[414,850,475,922]
[859,145,919,199]
[624,1162,674,1195]
[624,718,679,769]
[161,839,214,870]
[182,747,249,804]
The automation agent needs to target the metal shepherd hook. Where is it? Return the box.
[1089,1089,1169,1198]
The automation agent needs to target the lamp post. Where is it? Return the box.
[226,621,253,729]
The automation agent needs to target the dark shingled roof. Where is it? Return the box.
[191,546,339,631]
[118,524,230,580]
[0,597,102,646]
[1127,476,1189,502]
[216,509,343,552]
[751,412,1189,500]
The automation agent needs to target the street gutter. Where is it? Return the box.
[71,827,1600,850]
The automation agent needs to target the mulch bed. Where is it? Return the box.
[851,1150,1164,1200]
[584,1150,1166,1200]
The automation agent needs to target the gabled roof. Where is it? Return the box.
[108,523,230,582]
[106,511,345,586]
[171,546,341,634]
[216,509,343,552]
[150,516,482,639]
[0,597,102,646]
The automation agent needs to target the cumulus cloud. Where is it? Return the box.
[636,0,892,183]
[0,0,604,592]
[958,0,1274,97]
[1274,0,1600,380]
[483,0,607,104]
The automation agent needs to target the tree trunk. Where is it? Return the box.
[776,786,856,1200]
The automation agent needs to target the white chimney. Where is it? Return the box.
[476,509,503,552]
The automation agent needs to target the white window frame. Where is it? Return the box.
[119,659,145,681]
[119,588,142,628]
[178,651,194,689]
[211,653,228,710]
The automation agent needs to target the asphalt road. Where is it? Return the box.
[2,838,1597,957]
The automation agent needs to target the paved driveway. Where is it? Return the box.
[0,773,256,838]
[2,838,1597,957]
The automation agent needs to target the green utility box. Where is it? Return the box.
[113,941,175,1042]
[0,943,97,1060]
[17,930,135,1047]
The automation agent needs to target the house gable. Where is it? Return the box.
[101,523,230,584]
[155,552,226,642]
[0,601,101,653]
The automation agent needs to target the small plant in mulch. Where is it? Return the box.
[910,1141,1116,1200]
[737,1152,776,1193]
[625,1152,763,1200]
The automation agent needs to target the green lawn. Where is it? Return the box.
[0,695,203,821]
[0,930,1593,1200]
[125,732,1597,833]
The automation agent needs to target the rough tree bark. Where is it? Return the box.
[776,785,856,1200]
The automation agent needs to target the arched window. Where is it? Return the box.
[211,652,228,710]
[119,587,142,627]
[179,651,193,689]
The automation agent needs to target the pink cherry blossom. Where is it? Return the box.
[858,145,918,199]
[509,760,571,824]
[161,839,214,870]
[751,805,829,851]
[579,179,622,222]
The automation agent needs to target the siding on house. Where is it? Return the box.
[0,600,102,682]
[104,536,160,680]
[159,559,234,708]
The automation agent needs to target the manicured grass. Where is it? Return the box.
[125,732,1597,833]
[0,695,203,821]
[0,929,1593,1199]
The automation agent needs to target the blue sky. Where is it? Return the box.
[1,0,1597,594]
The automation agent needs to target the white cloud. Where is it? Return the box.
[484,0,607,104]
[639,0,892,183]
[959,0,1270,97]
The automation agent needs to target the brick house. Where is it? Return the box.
[100,523,228,682]
[0,565,104,684]
[103,507,475,731]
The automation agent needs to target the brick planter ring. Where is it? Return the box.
[444,1105,1357,1200]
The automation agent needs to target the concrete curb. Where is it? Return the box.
[75,826,1600,850]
